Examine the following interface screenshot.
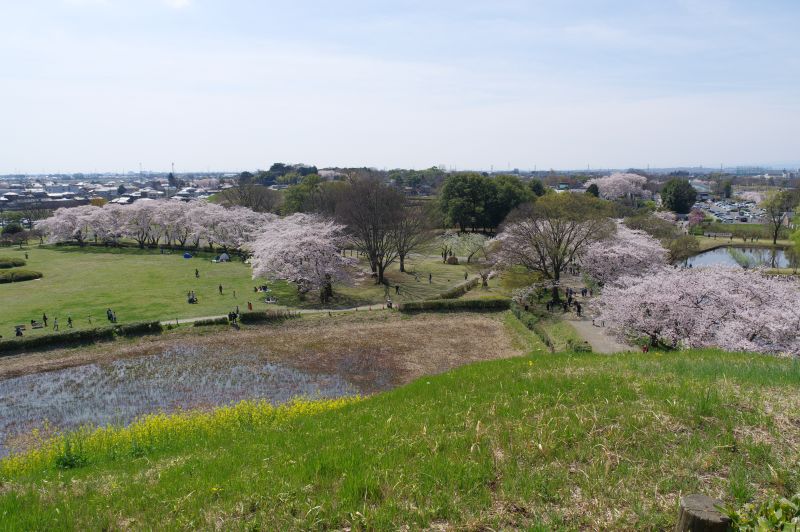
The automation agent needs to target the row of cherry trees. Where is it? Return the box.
[38,200,275,251]
[38,202,355,302]
[597,267,800,355]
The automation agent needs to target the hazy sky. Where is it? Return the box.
[1,0,798,173]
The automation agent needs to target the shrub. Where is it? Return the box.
[238,310,298,324]
[0,327,116,356]
[0,269,43,283]
[398,297,510,313]
[723,492,800,531]
[0,257,25,269]
[114,321,163,337]
[446,256,459,265]
[193,317,230,327]
[436,277,479,299]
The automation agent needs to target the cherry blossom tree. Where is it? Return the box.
[581,224,668,285]
[585,173,648,202]
[36,205,99,246]
[687,209,705,227]
[598,267,800,355]
[248,214,356,302]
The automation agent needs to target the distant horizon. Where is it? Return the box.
[2,161,800,178]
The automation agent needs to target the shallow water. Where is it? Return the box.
[0,346,356,456]
[686,246,789,269]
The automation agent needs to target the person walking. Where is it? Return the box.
[195,268,199,278]
[218,284,223,295]
[53,317,59,331]
[247,301,253,311]
[42,313,48,327]
[67,316,73,328]
[233,290,236,298]
[106,308,113,322]
[576,302,582,317]
[428,273,432,284]
[395,285,400,294]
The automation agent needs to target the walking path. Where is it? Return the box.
[162,304,389,326]
[567,316,632,354]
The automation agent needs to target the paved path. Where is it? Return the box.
[567,316,632,354]
[161,304,390,326]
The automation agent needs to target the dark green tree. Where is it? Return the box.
[528,179,546,197]
[438,173,491,231]
[661,179,697,214]
[585,183,600,197]
[486,174,534,229]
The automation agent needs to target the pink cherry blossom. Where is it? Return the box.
[582,223,668,285]
[585,173,648,201]
[598,267,800,356]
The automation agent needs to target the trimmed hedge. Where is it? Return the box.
[114,321,163,337]
[0,257,25,269]
[0,269,42,283]
[435,277,479,300]
[0,327,116,356]
[398,297,511,313]
[238,310,298,324]
[193,317,230,327]
[511,305,552,351]
[0,320,165,356]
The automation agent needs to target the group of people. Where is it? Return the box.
[545,287,587,317]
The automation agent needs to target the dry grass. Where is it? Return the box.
[0,311,522,392]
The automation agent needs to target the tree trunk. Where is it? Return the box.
[399,254,406,272]
[674,494,730,532]
[377,264,385,284]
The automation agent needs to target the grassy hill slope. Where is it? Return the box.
[2,349,799,530]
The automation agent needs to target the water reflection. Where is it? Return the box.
[686,247,789,269]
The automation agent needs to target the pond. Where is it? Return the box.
[0,346,357,457]
[686,246,791,269]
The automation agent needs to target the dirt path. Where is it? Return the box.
[567,316,632,354]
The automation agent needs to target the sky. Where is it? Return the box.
[1,0,798,174]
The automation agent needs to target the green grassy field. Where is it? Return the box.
[0,245,488,338]
[1,348,798,530]
[0,246,299,337]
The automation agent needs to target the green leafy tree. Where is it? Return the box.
[486,174,534,229]
[283,174,323,214]
[722,179,733,199]
[762,191,794,245]
[585,183,599,197]
[438,173,491,232]
[660,179,697,214]
[528,179,546,197]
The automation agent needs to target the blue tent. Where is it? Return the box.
[183,252,192,259]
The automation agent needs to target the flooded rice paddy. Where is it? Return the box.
[0,346,356,456]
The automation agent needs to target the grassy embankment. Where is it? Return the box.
[2,347,798,530]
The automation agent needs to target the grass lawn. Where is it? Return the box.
[0,245,301,337]
[695,235,793,252]
[537,319,583,352]
[0,245,488,338]
[2,348,799,529]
